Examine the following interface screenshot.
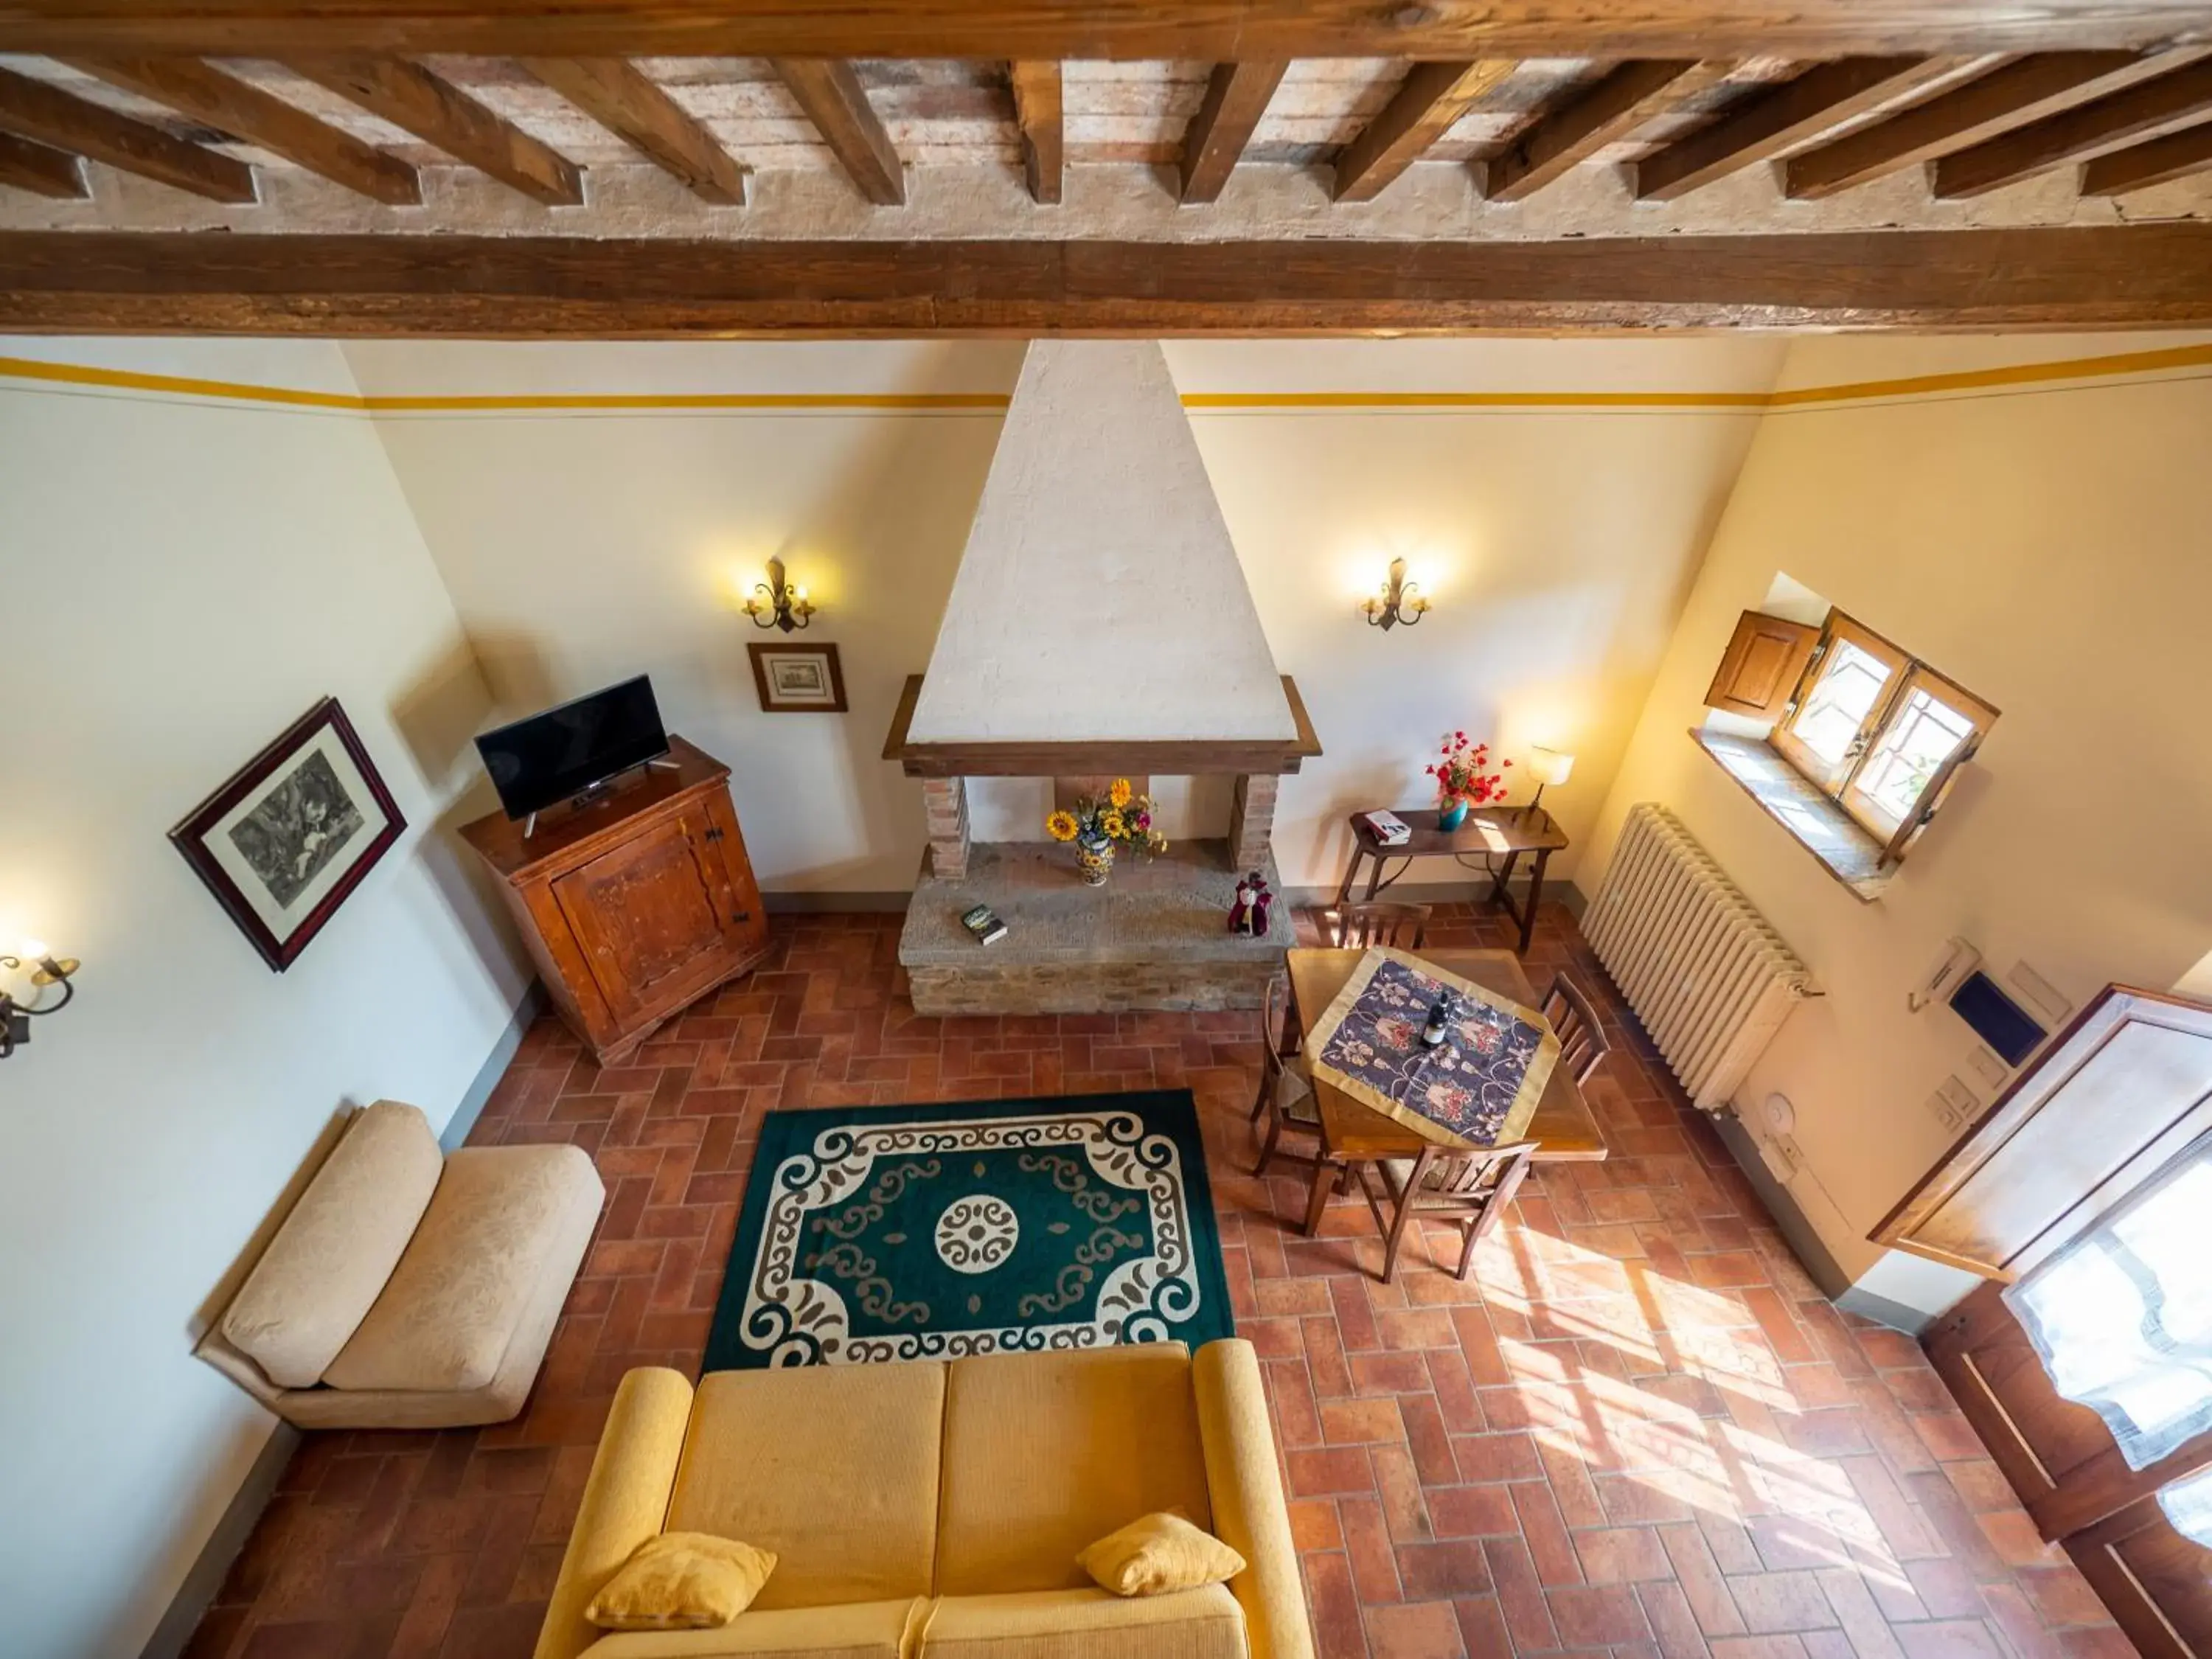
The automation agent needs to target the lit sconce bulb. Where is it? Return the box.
[1362,557,1428,631]
[20,941,46,961]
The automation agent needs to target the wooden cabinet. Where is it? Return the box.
[461,734,769,1065]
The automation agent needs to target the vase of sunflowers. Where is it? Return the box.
[1045,777,1166,887]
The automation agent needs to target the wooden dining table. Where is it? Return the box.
[1284,947,1610,1237]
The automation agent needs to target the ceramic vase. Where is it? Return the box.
[1437,798,1471,831]
[1077,833,1115,887]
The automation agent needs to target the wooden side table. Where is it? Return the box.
[1335,807,1570,954]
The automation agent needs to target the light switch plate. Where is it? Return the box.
[2007,961,2073,1026]
[1938,1074,1979,1115]
[1966,1046,2009,1091]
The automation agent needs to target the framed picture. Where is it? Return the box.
[170,698,406,972]
[748,642,848,713]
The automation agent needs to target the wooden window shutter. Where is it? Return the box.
[1703,610,1820,720]
[1873,986,2212,1281]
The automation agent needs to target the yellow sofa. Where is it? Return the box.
[535,1340,1315,1659]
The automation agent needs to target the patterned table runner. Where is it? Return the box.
[1305,947,1560,1150]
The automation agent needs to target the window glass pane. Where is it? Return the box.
[2008,1147,2212,1471]
[2160,1463,2212,1548]
[1854,684,1975,826]
[1788,639,1892,769]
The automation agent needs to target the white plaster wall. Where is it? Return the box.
[1579,335,2212,1318]
[908,341,1295,744]
[0,341,532,1659]
[345,337,1786,888]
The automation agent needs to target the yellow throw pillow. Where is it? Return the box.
[587,1532,778,1631]
[1078,1512,1247,1598]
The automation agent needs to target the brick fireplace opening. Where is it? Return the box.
[882,680,1322,1016]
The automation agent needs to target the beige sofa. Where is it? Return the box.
[197,1099,605,1430]
[536,1341,1315,1659]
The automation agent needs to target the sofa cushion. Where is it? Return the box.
[936,1345,1212,1596]
[322,1142,602,1393]
[921,1587,1246,1659]
[588,1533,779,1631]
[582,1596,926,1659]
[1077,1514,1245,1599]
[665,1361,945,1610]
[220,1101,443,1388]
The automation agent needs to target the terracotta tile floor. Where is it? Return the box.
[187,902,2133,1659]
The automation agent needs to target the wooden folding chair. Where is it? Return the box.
[1251,973,1324,1179]
[1358,1141,1537,1284]
[1541,972,1613,1085]
[1326,902,1432,950]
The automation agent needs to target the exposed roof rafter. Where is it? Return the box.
[0,63,256,201]
[68,55,420,203]
[523,56,746,204]
[287,55,582,203]
[1334,59,1518,202]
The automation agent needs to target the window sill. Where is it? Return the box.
[1689,728,1891,902]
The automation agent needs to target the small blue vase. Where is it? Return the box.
[1436,799,1470,831]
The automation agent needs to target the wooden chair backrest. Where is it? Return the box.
[1542,973,1612,1085]
[1432,1141,1537,1202]
[1331,902,1433,950]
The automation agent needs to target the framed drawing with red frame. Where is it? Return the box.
[169,697,406,971]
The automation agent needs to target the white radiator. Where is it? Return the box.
[1582,804,1818,1110]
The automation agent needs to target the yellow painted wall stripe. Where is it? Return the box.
[2,340,2208,416]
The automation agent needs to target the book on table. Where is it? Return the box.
[961,904,1008,945]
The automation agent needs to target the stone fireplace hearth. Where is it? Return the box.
[897,838,1295,1017]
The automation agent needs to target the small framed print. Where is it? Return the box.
[170,697,406,971]
[748,642,849,713]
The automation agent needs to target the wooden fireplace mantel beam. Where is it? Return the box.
[883,674,1322,778]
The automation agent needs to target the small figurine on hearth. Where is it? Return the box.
[1227,877,1252,935]
[1248,871,1274,938]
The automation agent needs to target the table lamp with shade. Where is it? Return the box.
[1526,747,1575,820]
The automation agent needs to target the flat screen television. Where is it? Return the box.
[476,675,669,821]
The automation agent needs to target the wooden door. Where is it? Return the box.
[1927,1284,2212,1656]
[1876,986,2212,1280]
[552,806,750,1026]
[2067,1493,2212,1659]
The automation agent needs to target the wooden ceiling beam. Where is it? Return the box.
[1788,50,2198,196]
[0,130,86,197]
[1483,58,1711,202]
[5,3,2211,62]
[1178,60,1288,204]
[66,55,419,204]
[286,56,581,204]
[1007,60,1061,204]
[0,64,255,201]
[1935,56,2212,194]
[4,226,2208,335]
[2082,117,2212,190]
[771,59,902,205]
[288,56,580,204]
[1334,60,1518,202]
[1638,56,1969,199]
[523,57,745,204]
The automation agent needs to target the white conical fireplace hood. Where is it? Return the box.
[905,341,1298,745]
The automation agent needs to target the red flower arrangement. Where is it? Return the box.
[1425,731,1512,806]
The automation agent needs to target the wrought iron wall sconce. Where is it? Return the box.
[742,557,817,633]
[1360,558,1429,630]
[1,942,80,1059]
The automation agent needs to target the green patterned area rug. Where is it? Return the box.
[703,1091,1234,1371]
